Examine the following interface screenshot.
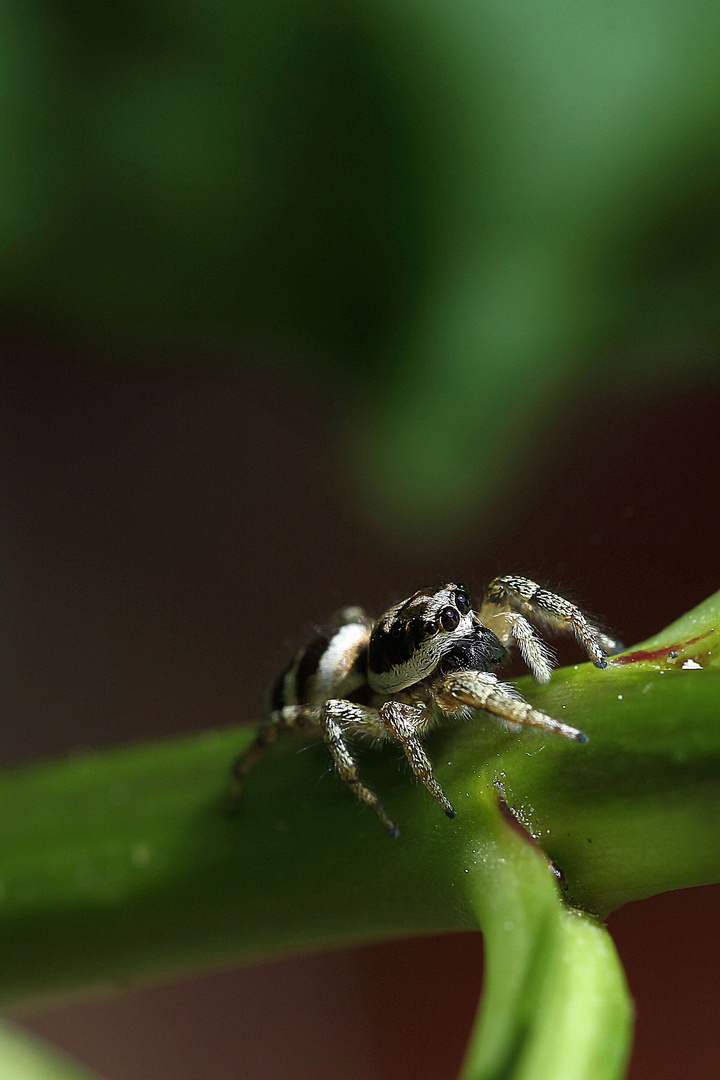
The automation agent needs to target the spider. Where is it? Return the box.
[231,576,619,837]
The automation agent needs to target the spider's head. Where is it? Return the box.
[367,583,507,694]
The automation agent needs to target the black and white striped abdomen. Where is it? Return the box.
[265,607,372,713]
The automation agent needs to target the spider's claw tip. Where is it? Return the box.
[575,730,589,744]
[445,806,457,819]
[388,823,400,839]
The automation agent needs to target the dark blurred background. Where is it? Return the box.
[2,0,720,1076]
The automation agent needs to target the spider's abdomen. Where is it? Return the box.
[265,609,371,713]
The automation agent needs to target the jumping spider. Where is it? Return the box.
[231,576,619,837]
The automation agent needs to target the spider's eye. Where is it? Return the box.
[390,621,404,638]
[440,607,460,632]
[424,618,439,637]
[455,591,471,614]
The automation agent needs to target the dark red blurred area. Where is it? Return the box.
[1,343,719,1079]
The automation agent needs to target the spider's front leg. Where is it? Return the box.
[435,669,588,743]
[321,700,400,838]
[480,575,621,682]
[378,700,456,819]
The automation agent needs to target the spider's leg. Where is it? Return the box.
[500,611,556,684]
[479,575,621,671]
[229,704,320,810]
[321,699,400,838]
[378,700,456,819]
[436,669,588,743]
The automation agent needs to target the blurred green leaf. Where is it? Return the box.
[4,2,720,534]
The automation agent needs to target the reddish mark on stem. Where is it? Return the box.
[496,794,566,884]
[497,793,537,845]
[614,629,712,665]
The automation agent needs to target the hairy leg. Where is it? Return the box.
[230,704,320,809]
[321,699,400,838]
[480,575,621,671]
[436,669,587,742]
[500,611,556,683]
[378,700,456,818]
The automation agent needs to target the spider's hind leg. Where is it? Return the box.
[229,705,319,811]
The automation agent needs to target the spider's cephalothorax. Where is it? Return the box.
[367,584,508,693]
[231,576,620,837]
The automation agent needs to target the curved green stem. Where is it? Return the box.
[458,793,632,1080]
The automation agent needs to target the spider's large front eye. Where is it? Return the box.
[455,591,471,614]
[440,607,460,631]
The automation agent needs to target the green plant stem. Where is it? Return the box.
[1,591,719,1080]
[459,804,632,1079]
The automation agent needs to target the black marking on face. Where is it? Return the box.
[368,585,472,679]
[367,589,437,676]
[368,615,425,676]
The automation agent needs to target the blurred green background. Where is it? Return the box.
[2,2,720,1079]
[4,0,720,536]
